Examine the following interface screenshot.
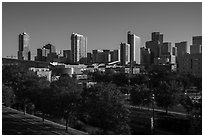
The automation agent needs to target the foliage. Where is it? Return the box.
[79,83,131,134]
[48,74,82,121]
[3,65,50,109]
[179,94,194,114]
[155,81,180,114]
[2,84,15,107]
[130,84,151,106]
[112,73,128,86]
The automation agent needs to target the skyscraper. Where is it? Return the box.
[127,31,141,64]
[120,43,130,66]
[110,49,120,62]
[161,42,172,55]
[140,47,151,68]
[71,33,87,63]
[18,32,31,60]
[43,43,56,54]
[190,36,202,54]
[175,41,188,57]
[193,36,202,45]
[152,32,163,44]
[92,49,111,63]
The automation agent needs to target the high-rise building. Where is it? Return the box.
[151,32,163,44]
[190,36,202,54]
[120,43,130,66]
[161,42,172,55]
[35,43,57,62]
[140,47,151,68]
[177,53,202,77]
[177,36,202,77]
[87,52,92,64]
[43,43,56,54]
[63,50,71,59]
[35,48,43,61]
[175,41,188,58]
[110,49,120,62]
[18,32,31,60]
[92,49,110,63]
[127,31,141,64]
[145,32,164,64]
[190,45,202,54]
[193,36,202,45]
[71,33,87,63]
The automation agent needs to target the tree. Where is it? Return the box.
[79,83,131,134]
[49,74,82,131]
[130,84,151,106]
[2,65,50,113]
[2,84,15,107]
[155,81,179,114]
[112,73,128,86]
[179,94,194,114]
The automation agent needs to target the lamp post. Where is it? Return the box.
[151,93,155,134]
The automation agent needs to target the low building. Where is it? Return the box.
[29,67,52,81]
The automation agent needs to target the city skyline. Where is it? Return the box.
[2,2,202,59]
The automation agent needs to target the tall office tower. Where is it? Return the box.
[190,36,202,54]
[120,43,130,66]
[92,50,98,63]
[140,47,151,68]
[87,52,92,64]
[35,43,57,62]
[63,50,71,59]
[110,49,120,62]
[71,33,87,63]
[92,49,110,63]
[190,45,202,54]
[127,31,141,64]
[151,32,163,44]
[161,42,172,55]
[35,48,43,61]
[177,53,202,77]
[18,32,31,60]
[193,36,202,45]
[43,43,56,54]
[146,32,164,64]
[103,50,111,63]
[175,41,188,57]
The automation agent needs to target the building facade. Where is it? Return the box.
[177,36,202,77]
[18,32,31,60]
[110,49,120,62]
[71,33,87,63]
[140,47,151,68]
[175,41,188,58]
[190,36,202,54]
[120,43,130,66]
[127,31,141,64]
[177,53,202,77]
[92,49,111,64]
[193,36,202,45]
[35,43,57,62]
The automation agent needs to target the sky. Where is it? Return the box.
[2,2,202,59]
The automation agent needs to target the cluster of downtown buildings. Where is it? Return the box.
[6,31,201,82]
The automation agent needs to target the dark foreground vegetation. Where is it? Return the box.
[2,65,202,134]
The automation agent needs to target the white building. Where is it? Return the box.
[71,33,87,63]
[127,31,141,64]
[29,67,52,81]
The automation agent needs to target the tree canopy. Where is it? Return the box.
[79,83,131,134]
